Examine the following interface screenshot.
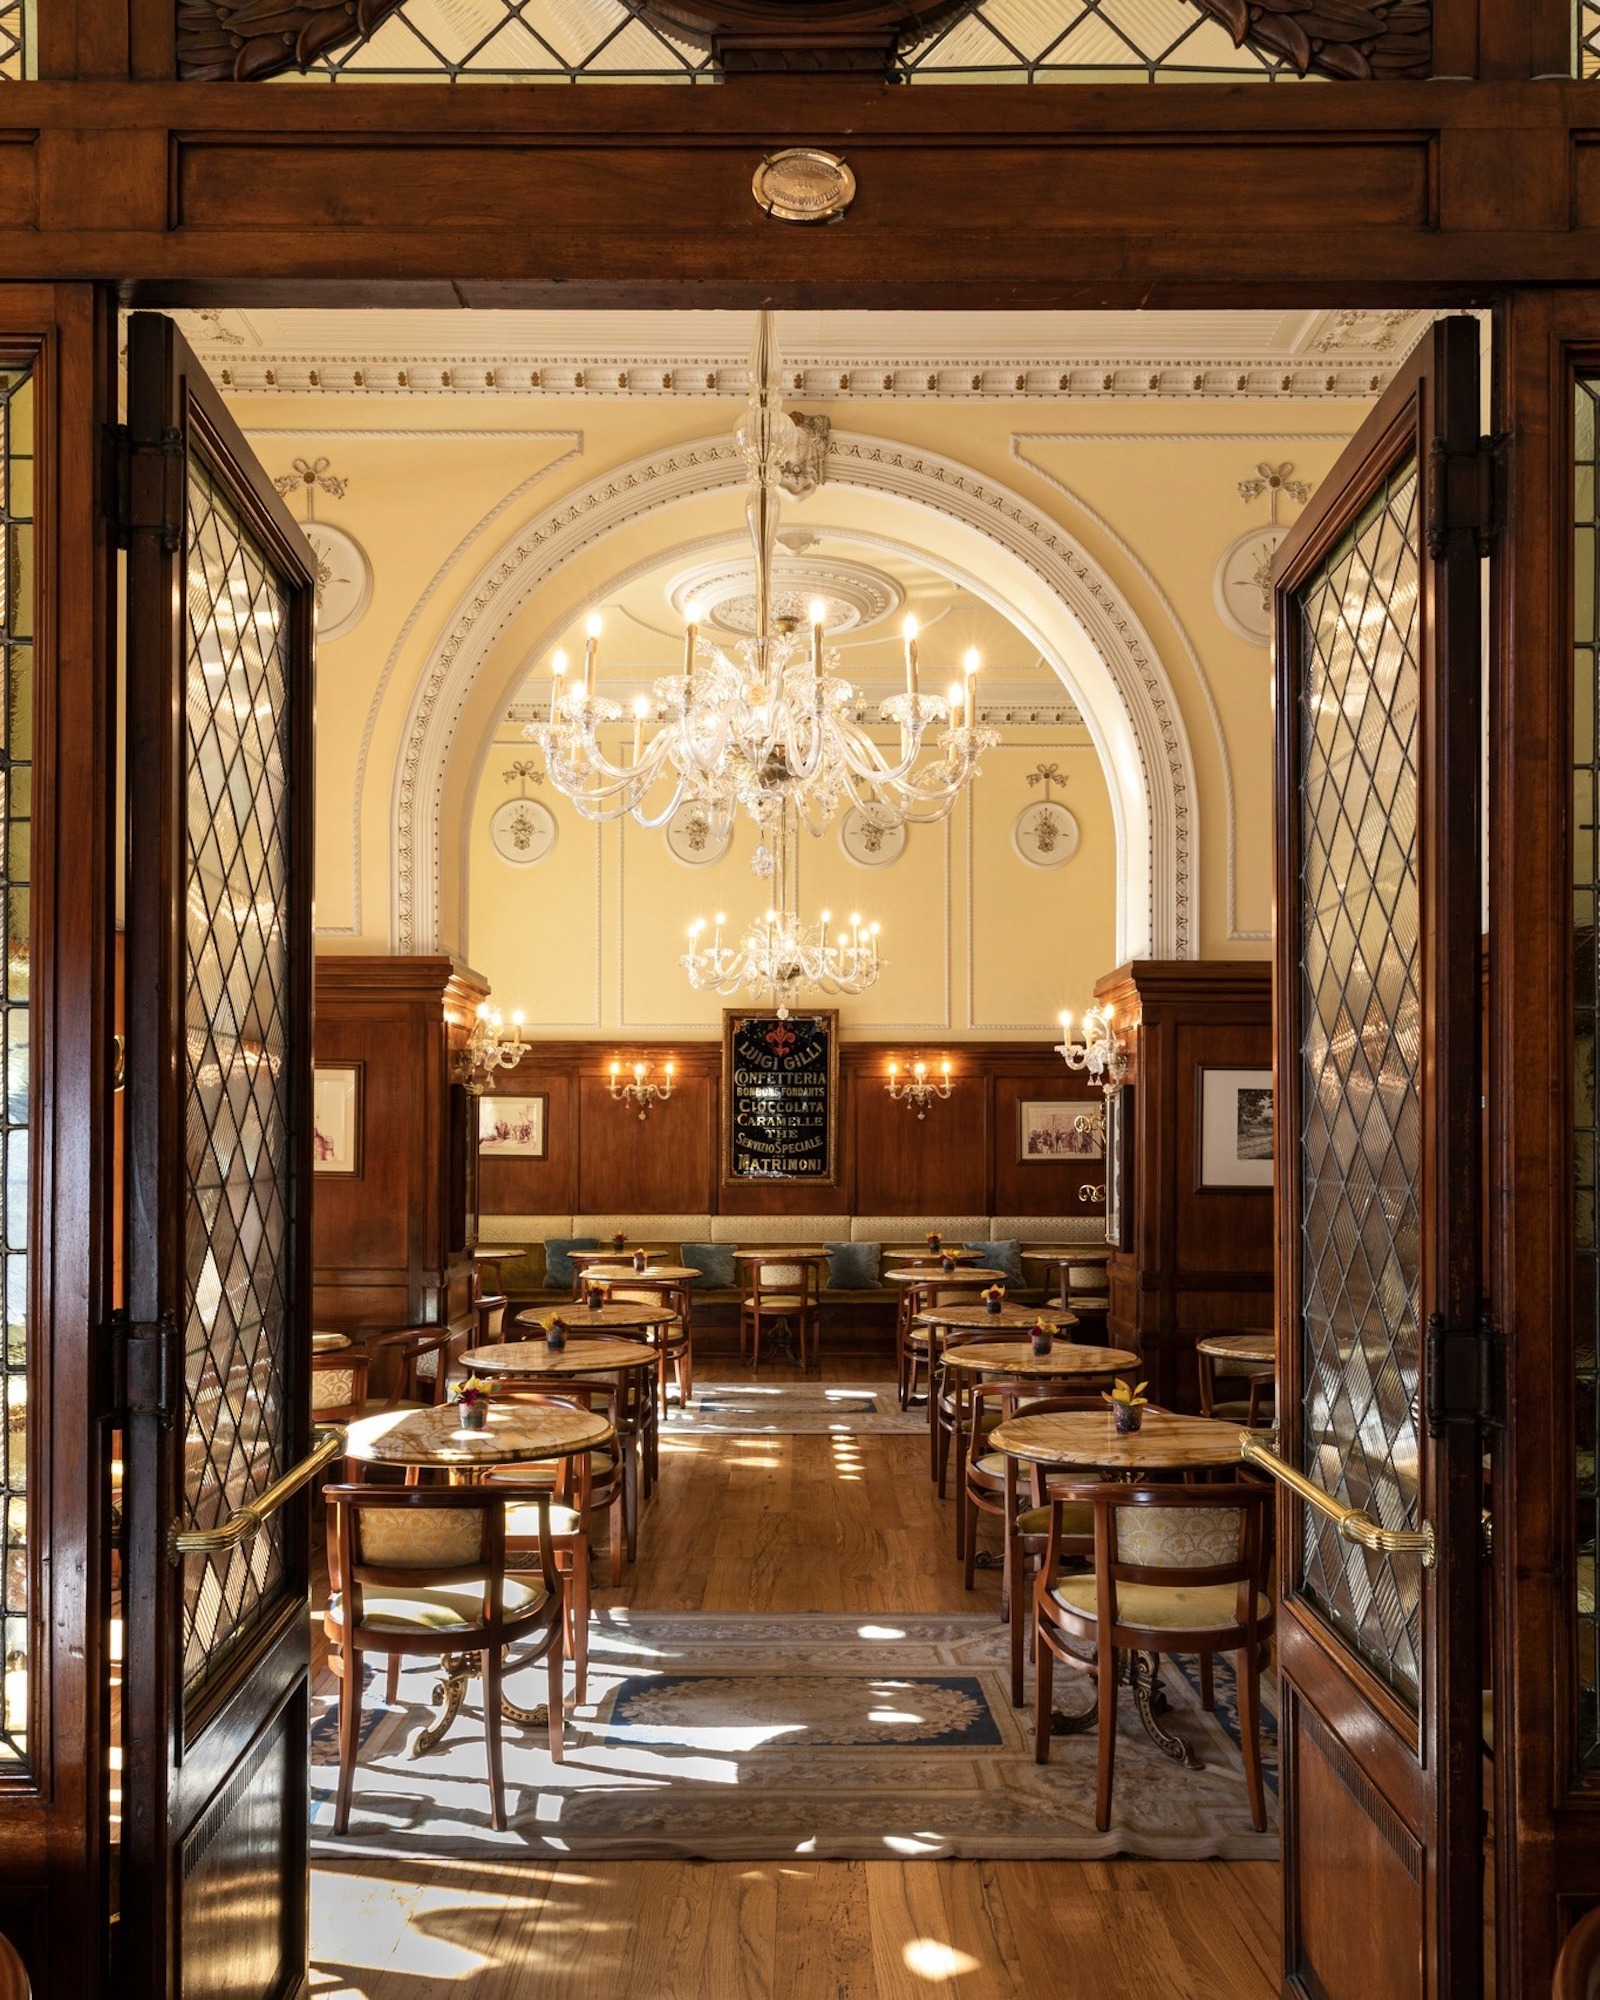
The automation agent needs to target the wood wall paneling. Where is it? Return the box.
[312,955,487,1328]
[1094,961,1274,1408]
[478,1038,1101,1225]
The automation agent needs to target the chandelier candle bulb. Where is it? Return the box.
[550,649,567,722]
[810,599,827,679]
[683,601,700,684]
[584,613,601,696]
[964,648,980,730]
[632,694,650,765]
[902,616,919,697]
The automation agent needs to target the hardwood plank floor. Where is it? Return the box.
[311,1338,1281,2000]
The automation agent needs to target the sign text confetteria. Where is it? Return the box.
[722,1009,838,1184]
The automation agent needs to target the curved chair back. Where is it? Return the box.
[311,1348,370,1424]
[1555,1906,1600,2000]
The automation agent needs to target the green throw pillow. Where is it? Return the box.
[825,1241,882,1289]
[966,1239,1025,1286]
[682,1243,737,1289]
[543,1237,599,1290]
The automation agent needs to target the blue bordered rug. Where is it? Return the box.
[311,1611,1277,1861]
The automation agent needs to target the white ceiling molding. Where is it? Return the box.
[184,307,1428,404]
[394,429,1196,971]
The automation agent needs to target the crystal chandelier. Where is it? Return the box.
[681,803,880,1018]
[522,311,999,861]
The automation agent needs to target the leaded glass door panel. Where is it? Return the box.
[1265,315,1487,2000]
[119,314,316,2000]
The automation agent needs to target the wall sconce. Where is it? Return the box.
[609,1058,675,1120]
[456,1003,525,1094]
[1055,1004,1129,1153]
[886,1058,953,1120]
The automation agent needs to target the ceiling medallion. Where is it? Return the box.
[752,150,856,225]
[669,556,901,637]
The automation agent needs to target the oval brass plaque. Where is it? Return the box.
[752,149,856,224]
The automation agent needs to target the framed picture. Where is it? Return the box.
[1196,1066,1275,1191]
[1105,1087,1131,1251]
[312,1063,362,1177]
[1017,1099,1102,1162]
[722,1008,839,1185]
[478,1093,549,1159]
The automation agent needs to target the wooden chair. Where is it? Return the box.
[1033,1480,1274,1831]
[322,1483,565,1833]
[484,1379,636,1587]
[312,1348,370,1426]
[1061,1258,1111,1342]
[1196,1337,1275,1427]
[1555,1905,1600,2000]
[931,1324,1024,1518]
[592,1273,694,1414]
[472,1293,508,1351]
[0,1931,29,2000]
[739,1256,820,1374]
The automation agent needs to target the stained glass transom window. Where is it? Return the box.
[0,365,30,1766]
[1295,454,1424,1706]
[0,1,29,79]
[1574,377,1600,1764]
[1581,1,1600,78]
[290,0,1293,82]
[179,457,294,1701]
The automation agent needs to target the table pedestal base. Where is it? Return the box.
[1046,1652,1198,1771]
[407,1649,560,1758]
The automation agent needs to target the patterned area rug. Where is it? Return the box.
[669,1381,925,1435]
[310,1612,1277,1862]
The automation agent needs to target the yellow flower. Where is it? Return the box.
[1102,1377,1149,1409]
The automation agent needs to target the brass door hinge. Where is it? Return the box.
[1425,1308,1503,1435]
[1427,433,1505,559]
[103,423,185,552]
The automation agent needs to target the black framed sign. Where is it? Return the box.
[722,1008,839,1185]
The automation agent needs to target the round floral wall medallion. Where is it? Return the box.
[303,521,373,644]
[1013,800,1079,869]
[840,807,907,868]
[665,800,734,866]
[489,796,558,866]
[1212,525,1290,647]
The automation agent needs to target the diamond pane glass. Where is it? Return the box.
[286,0,1296,80]
[178,456,294,1701]
[1295,453,1424,1707]
[1581,1,1600,77]
[0,366,30,1765]
[1575,377,1600,1765]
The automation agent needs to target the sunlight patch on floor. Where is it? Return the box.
[311,1868,522,1981]
[904,1937,982,1981]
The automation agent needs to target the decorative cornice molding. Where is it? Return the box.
[393,429,1195,975]
[207,351,1402,404]
[1188,0,1429,80]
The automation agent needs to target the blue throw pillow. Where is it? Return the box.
[681,1242,737,1289]
[825,1241,882,1289]
[543,1237,599,1290]
[967,1239,1025,1286]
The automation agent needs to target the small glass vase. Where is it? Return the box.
[1031,1333,1054,1359]
[586,1289,604,1311]
[985,1298,1003,1316]
[459,1400,488,1432]
[547,1323,569,1352]
[633,1251,647,1272]
[1111,1402,1143,1435]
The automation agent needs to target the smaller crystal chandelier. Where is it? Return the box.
[1054,1005,1129,1143]
[608,1058,675,1119]
[457,1003,525,1094]
[682,799,880,1018]
[886,1058,953,1120]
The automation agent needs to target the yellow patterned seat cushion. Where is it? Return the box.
[1016,1501,1095,1536]
[504,1502,585,1540]
[1048,1578,1270,1632]
[327,1576,548,1635]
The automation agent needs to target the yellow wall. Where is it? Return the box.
[219,381,1377,999]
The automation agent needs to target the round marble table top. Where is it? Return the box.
[471,1336,660,1377]
[920,1303,1081,1331]
[346,1399,613,1468]
[515,1301,676,1333]
[882,1245,985,1263]
[885,1267,1005,1288]
[1196,1331,1275,1366]
[472,1244,526,1261]
[312,1330,352,1353]
[1023,1245,1113,1262]
[939,1339,1135,1378]
[583,1264,699,1284]
[988,1407,1248,1472]
[731,1246,828,1262]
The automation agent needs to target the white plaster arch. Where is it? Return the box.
[390,431,1197,962]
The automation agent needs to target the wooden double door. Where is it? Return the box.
[0,288,1596,1999]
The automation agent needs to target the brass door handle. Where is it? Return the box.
[1240,1433,1436,1569]
[168,1426,346,1563]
